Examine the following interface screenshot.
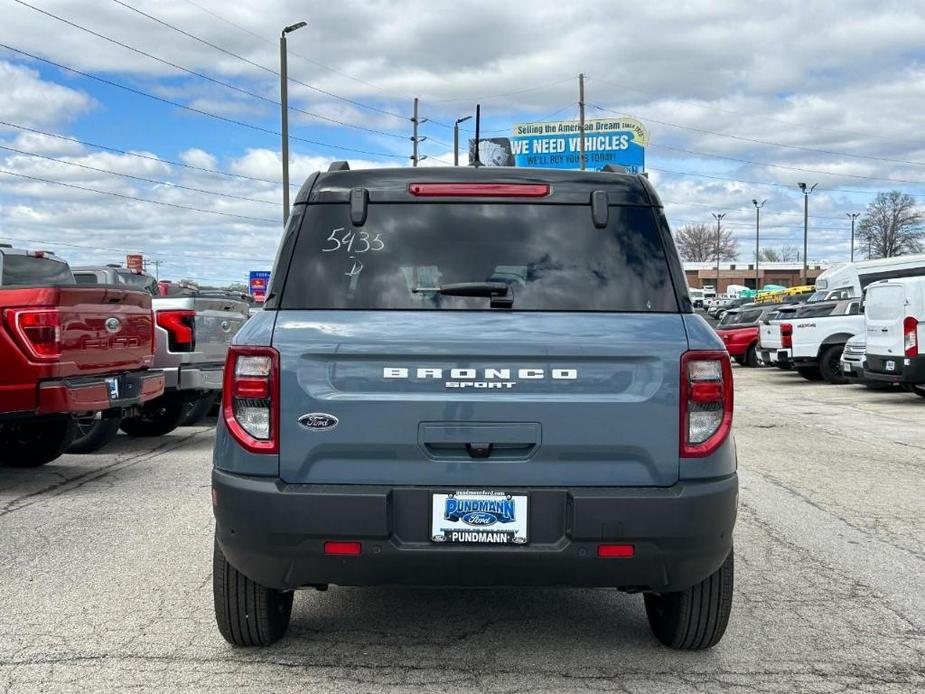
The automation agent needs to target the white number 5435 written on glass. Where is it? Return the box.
[322,228,385,253]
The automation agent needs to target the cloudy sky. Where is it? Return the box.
[2,0,925,285]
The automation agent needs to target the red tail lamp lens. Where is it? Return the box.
[409,183,550,197]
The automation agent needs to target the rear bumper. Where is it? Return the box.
[839,358,864,380]
[161,362,224,391]
[35,370,164,415]
[864,354,925,384]
[213,470,738,593]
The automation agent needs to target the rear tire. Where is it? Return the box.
[744,343,759,368]
[0,418,76,467]
[912,385,925,398]
[732,355,745,366]
[120,395,185,437]
[180,392,219,427]
[213,539,293,647]
[797,366,823,381]
[68,415,122,454]
[819,345,848,384]
[645,549,734,650]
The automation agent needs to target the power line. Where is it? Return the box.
[0,144,278,205]
[587,75,925,151]
[0,169,277,223]
[0,43,406,160]
[179,0,415,102]
[111,0,411,124]
[0,120,297,188]
[590,102,925,168]
[11,0,409,142]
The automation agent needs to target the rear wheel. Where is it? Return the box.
[912,385,925,398]
[180,392,219,427]
[120,395,185,437]
[68,414,122,454]
[0,418,76,467]
[732,355,745,366]
[645,549,734,650]
[213,539,293,646]
[744,343,759,368]
[797,365,823,381]
[819,345,848,384]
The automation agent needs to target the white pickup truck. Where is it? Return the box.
[758,304,799,368]
[786,298,864,383]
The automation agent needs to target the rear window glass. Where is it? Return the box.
[1,255,74,286]
[116,271,158,295]
[282,203,678,312]
[866,285,904,320]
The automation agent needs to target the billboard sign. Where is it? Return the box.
[470,117,648,172]
[126,254,143,272]
[249,270,271,303]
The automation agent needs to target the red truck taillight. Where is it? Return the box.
[680,351,733,458]
[780,323,793,348]
[156,309,196,352]
[223,346,279,454]
[904,316,919,357]
[4,308,61,360]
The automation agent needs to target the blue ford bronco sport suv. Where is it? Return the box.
[212,164,737,649]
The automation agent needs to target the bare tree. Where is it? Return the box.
[675,223,737,262]
[858,191,924,258]
[225,281,248,293]
[779,245,801,262]
[758,247,781,262]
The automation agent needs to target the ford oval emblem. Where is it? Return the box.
[461,511,497,527]
[220,320,231,333]
[104,317,121,334]
[298,413,339,431]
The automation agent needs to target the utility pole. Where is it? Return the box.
[144,258,162,281]
[713,212,726,294]
[847,212,860,262]
[454,114,472,166]
[752,199,766,290]
[578,72,586,171]
[410,98,427,167]
[797,182,817,285]
[280,20,307,223]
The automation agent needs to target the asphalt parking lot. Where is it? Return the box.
[1,367,923,693]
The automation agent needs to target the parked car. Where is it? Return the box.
[863,277,925,397]
[839,333,867,384]
[786,298,863,383]
[72,273,250,437]
[211,163,738,650]
[0,248,163,465]
[716,303,780,367]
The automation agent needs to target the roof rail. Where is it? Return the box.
[328,161,350,172]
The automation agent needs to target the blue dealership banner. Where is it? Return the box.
[470,117,648,172]
[248,270,271,303]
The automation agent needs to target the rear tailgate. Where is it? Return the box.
[192,297,249,361]
[760,321,782,350]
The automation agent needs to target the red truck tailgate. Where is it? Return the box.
[0,286,153,378]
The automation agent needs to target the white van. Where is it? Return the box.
[864,277,925,391]
[812,254,925,302]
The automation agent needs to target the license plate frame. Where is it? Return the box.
[431,490,528,545]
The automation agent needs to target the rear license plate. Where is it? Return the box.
[842,363,852,372]
[106,377,120,400]
[886,360,896,372]
[431,491,528,545]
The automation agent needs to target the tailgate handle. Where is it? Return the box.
[419,423,540,461]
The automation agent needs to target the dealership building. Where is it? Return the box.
[683,261,828,293]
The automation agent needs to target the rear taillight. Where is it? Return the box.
[780,323,793,348]
[904,316,919,357]
[156,309,196,352]
[223,346,279,454]
[680,351,733,458]
[4,308,61,360]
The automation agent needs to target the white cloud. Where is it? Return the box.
[0,61,94,127]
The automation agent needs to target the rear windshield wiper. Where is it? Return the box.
[412,281,513,308]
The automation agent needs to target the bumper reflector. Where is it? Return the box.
[324,541,362,556]
[597,544,635,558]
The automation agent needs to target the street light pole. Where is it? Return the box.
[846,212,860,262]
[752,199,766,290]
[454,115,472,166]
[797,182,817,285]
[712,212,726,294]
[280,21,307,223]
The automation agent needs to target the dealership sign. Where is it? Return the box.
[249,270,271,303]
[470,117,648,172]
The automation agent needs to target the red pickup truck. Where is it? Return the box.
[714,304,777,367]
[0,247,164,466]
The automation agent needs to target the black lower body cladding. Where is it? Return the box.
[212,470,737,593]
[865,354,925,384]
